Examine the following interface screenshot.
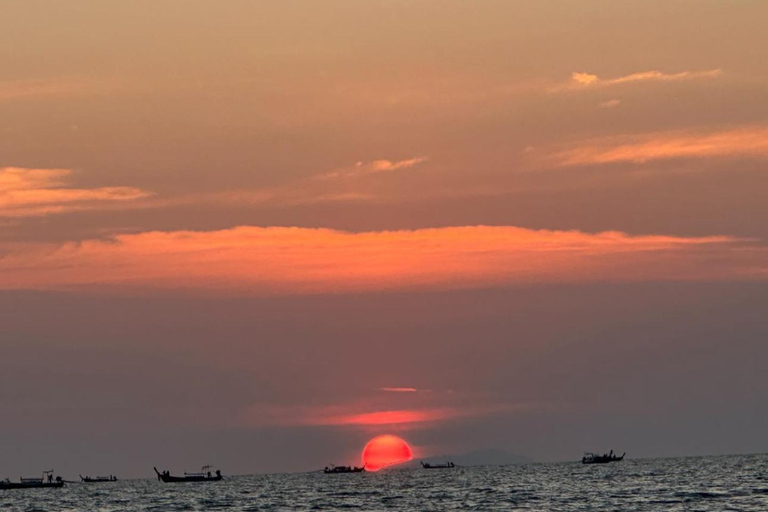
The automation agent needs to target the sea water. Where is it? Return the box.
[1,454,767,511]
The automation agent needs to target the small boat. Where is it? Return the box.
[0,471,64,490]
[323,464,365,474]
[421,461,455,469]
[154,466,222,483]
[80,475,118,482]
[582,450,625,464]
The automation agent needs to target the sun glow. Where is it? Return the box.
[361,435,413,471]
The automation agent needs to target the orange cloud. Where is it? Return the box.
[555,127,768,166]
[0,225,763,295]
[551,69,721,92]
[380,387,419,393]
[0,167,150,217]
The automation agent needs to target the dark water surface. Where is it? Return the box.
[2,454,767,511]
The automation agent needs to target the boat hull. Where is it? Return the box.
[582,455,625,464]
[421,462,456,469]
[154,468,222,483]
[159,475,222,482]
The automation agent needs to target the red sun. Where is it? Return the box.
[362,435,413,471]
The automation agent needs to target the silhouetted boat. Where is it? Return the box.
[421,461,455,469]
[80,475,117,482]
[0,471,64,490]
[323,465,365,474]
[582,451,625,464]
[154,466,222,483]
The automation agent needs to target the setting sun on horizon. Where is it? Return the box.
[361,435,413,471]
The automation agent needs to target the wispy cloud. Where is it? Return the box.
[554,127,768,166]
[599,99,621,109]
[0,77,124,102]
[177,157,429,208]
[380,387,419,393]
[317,157,428,180]
[236,403,515,428]
[0,225,762,295]
[551,69,722,92]
[321,409,456,426]
[0,167,151,218]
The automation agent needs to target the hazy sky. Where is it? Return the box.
[1,1,767,478]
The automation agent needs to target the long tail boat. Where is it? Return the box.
[0,471,64,490]
[80,475,118,482]
[154,466,222,483]
[582,451,625,464]
[421,461,455,469]
[323,464,365,474]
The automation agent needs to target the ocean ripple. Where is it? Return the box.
[0,454,766,511]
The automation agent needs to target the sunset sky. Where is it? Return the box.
[2,1,767,477]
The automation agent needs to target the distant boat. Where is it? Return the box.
[421,461,455,469]
[582,451,625,464]
[0,471,64,490]
[80,475,118,483]
[154,466,222,483]
[323,464,365,474]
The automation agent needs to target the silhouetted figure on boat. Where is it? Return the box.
[0,471,64,490]
[80,474,118,482]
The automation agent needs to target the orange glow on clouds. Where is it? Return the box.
[573,69,721,87]
[550,69,722,92]
[331,409,447,426]
[362,435,413,471]
[0,225,763,295]
[317,157,428,180]
[0,167,149,217]
[236,403,532,429]
[192,157,429,208]
[556,127,768,166]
